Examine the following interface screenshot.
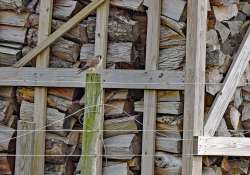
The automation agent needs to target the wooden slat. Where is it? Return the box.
[194,136,250,156]
[81,1,109,175]
[0,68,184,90]
[204,27,250,136]
[141,0,161,175]
[15,121,35,175]
[182,1,207,175]
[13,0,105,68]
[32,1,53,175]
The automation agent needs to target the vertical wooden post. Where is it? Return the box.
[15,121,35,175]
[81,73,103,175]
[182,0,207,175]
[141,0,161,175]
[32,1,53,175]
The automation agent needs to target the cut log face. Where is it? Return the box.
[0,154,14,175]
[103,134,141,160]
[215,21,230,43]
[0,25,27,44]
[0,46,22,66]
[206,68,223,96]
[156,136,181,153]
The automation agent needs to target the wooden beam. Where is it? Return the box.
[194,136,250,156]
[204,27,250,136]
[141,0,161,175]
[15,121,35,175]
[182,1,207,175]
[0,68,184,90]
[32,1,53,175]
[81,0,109,175]
[13,0,105,68]
[81,73,103,175]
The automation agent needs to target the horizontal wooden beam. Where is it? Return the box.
[0,68,184,90]
[194,136,250,156]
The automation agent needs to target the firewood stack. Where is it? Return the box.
[1,0,250,174]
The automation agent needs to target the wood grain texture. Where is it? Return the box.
[141,0,161,175]
[194,136,250,156]
[204,27,250,136]
[0,68,184,90]
[15,121,35,175]
[32,1,53,175]
[13,0,105,67]
[182,0,207,175]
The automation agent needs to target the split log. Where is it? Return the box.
[105,90,129,102]
[27,14,88,44]
[110,0,144,11]
[206,67,223,95]
[0,11,30,27]
[158,91,182,102]
[215,118,231,137]
[83,16,140,42]
[105,100,134,117]
[16,88,75,112]
[213,4,238,21]
[0,25,27,44]
[0,0,30,10]
[241,103,250,130]
[206,50,226,67]
[36,0,81,21]
[104,115,141,138]
[80,42,135,63]
[161,0,187,21]
[45,160,75,175]
[155,152,182,175]
[134,101,183,115]
[206,29,220,47]
[0,98,15,125]
[161,16,186,37]
[228,159,249,174]
[214,21,230,43]
[27,29,80,63]
[202,167,222,175]
[0,154,14,175]
[0,46,22,66]
[156,115,183,138]
[103,163,134,175]
[224,21,243,36]
[0,124,16,152]
[224,105,241,130]
[48,87,82,101]
[20,101,76,136]
[103,134,141,160]
[156,136,181,154]
[239,2,250,16]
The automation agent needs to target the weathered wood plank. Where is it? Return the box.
[32,1,53,175]
[204,27,250,136]
[13,0,105,67]
[15,121,35,175]
[194,136,250,156]
[141,0,161,175]
[182,0,207,175]
[0,68,184,90]
[81,73,103,175]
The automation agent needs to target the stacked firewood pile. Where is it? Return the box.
[1,0,250,174]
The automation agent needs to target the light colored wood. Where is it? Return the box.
[0,11,30,27]
[213,4,238,21]
[81,73,103,175]
[182,0,207,175]
[103,163,134,175]
[161,0,187,21]
[110,0,143,11]
[0,124,15,152]
[204,27,250,136]
[0,68,184,90]
[195,136,250,156]
[141,0,160,175]
[15,120,35,175]
[0,25,27,44]
[32,1,53,175]
[13,0,105,68]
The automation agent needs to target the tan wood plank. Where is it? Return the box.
[15,121,36,175]
[32,1,53,175]
[141,0,161,175]
[194,136,250,156]
[0,68,184,89]
[182,0,207,175]
[204,27,250,136]
[13,0,105,68]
